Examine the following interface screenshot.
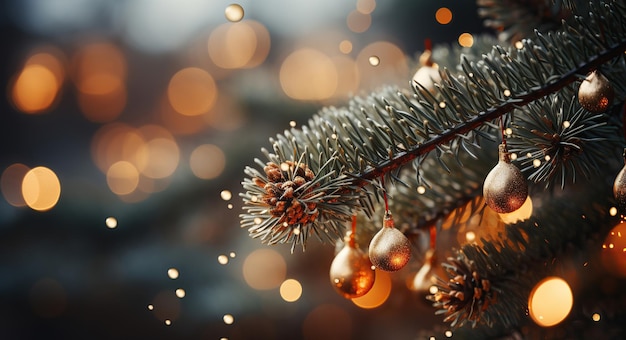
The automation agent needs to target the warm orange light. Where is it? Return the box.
[339,40,353,54]
[601,222,626,277]
[167,67,217,116]
[357,41,408,89]
[137,125,180,179]
[458,33,474,47]
[91,123,147,173]
[331,55,359,98]
[351,269,392,309]
[346,10,371,33]
[224,3,244,22]
[73,42,126,94]
[77,82,126,122]
[208,22,257,69]
[1,163,30,207]
[242,249,286,290]
[499,196,533,224]
[280,279,303,302]
[356,0,376,14]
[11,64,59,114]
[435,7,453,25]
[22,166,61,211]
[106,161,139,195]
[528,277,573,327]
[279,48,337,101]
[189,144,226,180]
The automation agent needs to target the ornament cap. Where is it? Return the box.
[383,210,394,228]
[498,143,511,163]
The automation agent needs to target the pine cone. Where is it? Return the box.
[256,161,320,226]
[427,255,497,328]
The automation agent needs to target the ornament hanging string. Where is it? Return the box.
[381,175,390,213]
[349,213,357,248]
[500,116,507,149]
[429,225,437,250]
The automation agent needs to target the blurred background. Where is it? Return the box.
[0,1,488,338]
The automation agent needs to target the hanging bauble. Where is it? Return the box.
[329,232,376,299]
[369,211,411,272]
[578,70,614,113]
[483,143,528,214]
[411,248,436,294]
[613,149,626,211]
[412,49,441,92]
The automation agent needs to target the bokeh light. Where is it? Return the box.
[351,269,392,309]
[167,268,179,280]
[435,7,453,25]
[189,144,226,180]
[11,64,59,114]
[106,161,140,196]
[168,67,217,116]
[22,166,61,211]
[339,40,353,54]
[458,33,474,47]
[346,10,371,33]
[356,0,376,14]
[357,41,408,89]
[218,255,229,265]
[242,249,286,290]
[225,4,244,22]
[528,276,573,327]
[279,48,337,101]
[1,163,30,207]
[223,314,235,325]
[137,125,180,179]
[208,21,270,70]
[279,279,303,302]
[221,190,232,201]
[105,217,118,229]
[601,222,626,277]
[175,288,186,298]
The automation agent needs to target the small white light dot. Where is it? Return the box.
[280,163,290,172]
[533,159,541,167]
[147,304,154,311]
[468,72,474,77]
[221,190,232,201]
[254,217,262,224]
[505,127,512,136]
[165,319,172,326]
[176,288,186,298]
[331,133,338,139]
[289,120,297,127]
[251,195,258,202]
[293,227,301,235]
[229,251,236,258]
[445,330,453,338]
[223,314,234,325]
[429,285,438,294]
[510,153,518,160]
[167,268,179,279]
[417,186,426,194]
[544,155,551,161]
[526,152,533,158]
[515,41,523,49]
[504,89,511,97]
[466,231,476,242]
[439,102,446,109]
[105,217,118,229]
[227,204,233,209]
[218,255,229,265]
[610,207,618,216]
[369,55,380,66]
[563,121,571,128]
[592,313,601,322]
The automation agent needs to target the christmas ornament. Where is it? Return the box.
[329,216,376,299]
[412,49,441,92]
[428,255,496,328]
[578,70,614,113]
[411,248,436,294]
[483,143,528,214]
[368,211,411,272]
[613,148,626,211]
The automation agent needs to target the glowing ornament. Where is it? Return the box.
[613,149,626,211]
[578,70,614,113]
[368,211,411,272]
[483,143,528,214]
[329,230,376,299]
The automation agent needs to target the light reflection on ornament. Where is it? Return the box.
[351,269,392,309]
[499,196,533,224]
[368,211,411,272]
[329,229,375,299]
[528,276,573,327]
[225,4,244,22]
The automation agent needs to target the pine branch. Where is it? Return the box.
[240,0,626,250]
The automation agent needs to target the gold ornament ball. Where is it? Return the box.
[368,214,411,272]
[578,70,614,113]
[483,144,528,214]
[329,243,376,299]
